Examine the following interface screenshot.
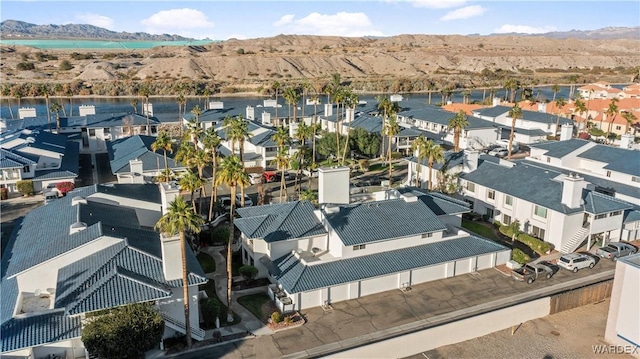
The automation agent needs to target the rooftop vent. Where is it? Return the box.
[71,196,87,206]
[70,221,87,234]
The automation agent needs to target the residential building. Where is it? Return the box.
[577,82,623,100]
[0,129,78,193]
[0,183,208,358]
[605,253,640,356]
[460,138,640,253]
[234,167,510,311]
[107,135,187,184]
[405,150,467,190]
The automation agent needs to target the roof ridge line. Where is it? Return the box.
[115,265,172,294]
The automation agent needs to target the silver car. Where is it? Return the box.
[596,242,637,261]
[558,253,596,273]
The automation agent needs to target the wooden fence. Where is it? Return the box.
[549,280,613,314]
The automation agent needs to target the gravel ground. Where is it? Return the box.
[405,299,634,359]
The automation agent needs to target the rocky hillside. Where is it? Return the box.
[1,33,639,95]
[0,20,192,41]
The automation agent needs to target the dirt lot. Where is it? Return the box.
[405,299,633,359]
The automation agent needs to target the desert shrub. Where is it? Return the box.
[236,48,245,55]
[239,265,258,282]
[16,180,34,196]
[16,62,35,71]
[59,60,73,71]
[270,311,282,324]
[70,52,93,60]
[55,182,75,196]
[512,249,530,264]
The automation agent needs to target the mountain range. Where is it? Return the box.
[1,20,638,41]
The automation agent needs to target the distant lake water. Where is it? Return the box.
[0,85,624,121]
[0,39,216,49]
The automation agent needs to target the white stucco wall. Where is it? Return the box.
[605,255,640,357]
[156,284,201,333]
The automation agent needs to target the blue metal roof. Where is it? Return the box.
[398,102,495,130]
[624,210,640,223]
[63,113,161,129]
[396,188,471,215]
[583,191,633,215]
[96,183,162,204]
[530,139,592,158]
[406,150,465,171]
[1,312,81,353]
[0,149,35,169]
[31,140,80,180]
[235,201,327,243]
[270,235,508,293]
[473,105,511,118]
[107,135,183,174]
[323,198,447,246]
[578,145,640,177]
[474,105,572,126]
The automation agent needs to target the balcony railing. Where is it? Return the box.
[160,311,205,340]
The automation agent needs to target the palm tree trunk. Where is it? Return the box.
[163,150,170,182]
[280,168,286,202]
[180,231,193,347]
[416,160,421,187]
[227,185,236,322]
[428,161,434,191]
[46,96,51,132]
[312,113,317,165]
[388,135,393,185]
[341,118,351,166]
[240,142,246,207]
[209,153,217,222]
[508,117,516,159]
[190,191,196,212]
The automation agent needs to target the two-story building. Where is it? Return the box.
[234,167,510,311]
[0,183,208,358]
[0,129,78,193]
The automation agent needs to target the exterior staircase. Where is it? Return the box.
[160,311,206,341]
[560,223,590,253]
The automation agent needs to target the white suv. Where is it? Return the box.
[558,253,596,273]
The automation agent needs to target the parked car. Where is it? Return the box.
[44,191,59,205]
[263,171,278,183]
[557,253,596,273]
[483,144,502,154]
[249,173,262,185]
[488,148,509,158]
[511,262,554,284]
[596,242,637,261]
[496,139,519,153]
[235,193,254,207]
[219,196,233,211]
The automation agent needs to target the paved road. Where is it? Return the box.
[171,258,616,359]
[0,196,43,254]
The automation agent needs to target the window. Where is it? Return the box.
[547,157,551,163]
[615,125,621,130]
[606,170,611,177]
[421,233,433,238]
[151,126,158,134]
[88,129,96,137]
[103,128,110,134]
[610,211,622,217]
[22,165,30,173]
[504,195,513,206]
[534,205,547,218]
[595,213,607,220]
[487,190,495,200]
[466,182,475,192]
[503,214,512,225]
[353,244,366,250]
[632,176,640,183]
[531,226,546,240]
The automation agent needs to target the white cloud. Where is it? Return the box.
[141,8,214,38]
[440,5,486,21]
[75,13,114,29]
[273,12,383,37]
[494,24,558,34]
[273,14,295,27]
[384,0,467,9]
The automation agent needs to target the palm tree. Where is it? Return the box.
[154,196,203,348]
[605,98,619,134]
[551,84,560,102]
[1,85,14,120]
[504,78,518,103]
[301,80,311,119]
[41,85,51,131]
[295,122,313,194]
[179,171,204,212]
[185,118,203,148]
[622,111,638,135]
[554,97,567,138]
[384,114,400,185]
[299,188,318,205]
[574,98,588,130]
[272,149,291,202]
[310,95,320,165]
[50,102,62,132]
[271,81,282,123]
[192,149,211,215]
[139,84,151,135]
[426,82,436,105]
[177,94,186,136]
[341,89,359,164]
[151,132,173,181]
[214,155,249,321]
[130,98,139,114]
[423,140,445,191]
[448,110,470,152]
[283,86,300,124]
[411,135,429,187]
[202,127,221,221]
[507,104,523,159]
[377,96,399,160]
[272,125,291,150]
[202,87,211,110]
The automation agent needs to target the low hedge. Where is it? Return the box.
[499,225,553,255]
[512,249,530,264]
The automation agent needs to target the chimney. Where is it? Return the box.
[261,111,271,125]
[492,97,500,107]
[538,102,547,113]
[561,173,588,209]
[159,182,180,215]
[160,233,183,281]
[209,101,224,110]
[129,159,144,184]
[620,133,634,149]
[560,124,573,141]
[463,149,479,173]
[318,166,350,204]
[246,106,255,121]
[345,108,355,123]
[78,105,96,116]
[143,103,154,116]
[324,104,333,117]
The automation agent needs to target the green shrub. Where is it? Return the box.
[271,311,282,324]
[359,159,370,172]
[16,62,35,71]
[59,60,74,71]
[512,249,530,264]
[498,225,513,237]
[518,233,553,255]
[390,151,403,160]
[236,48,245,55]
[16,180,33,196]
[200,297,221,327]
[239,265,258,282]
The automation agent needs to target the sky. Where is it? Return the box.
[1,1,639,40]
